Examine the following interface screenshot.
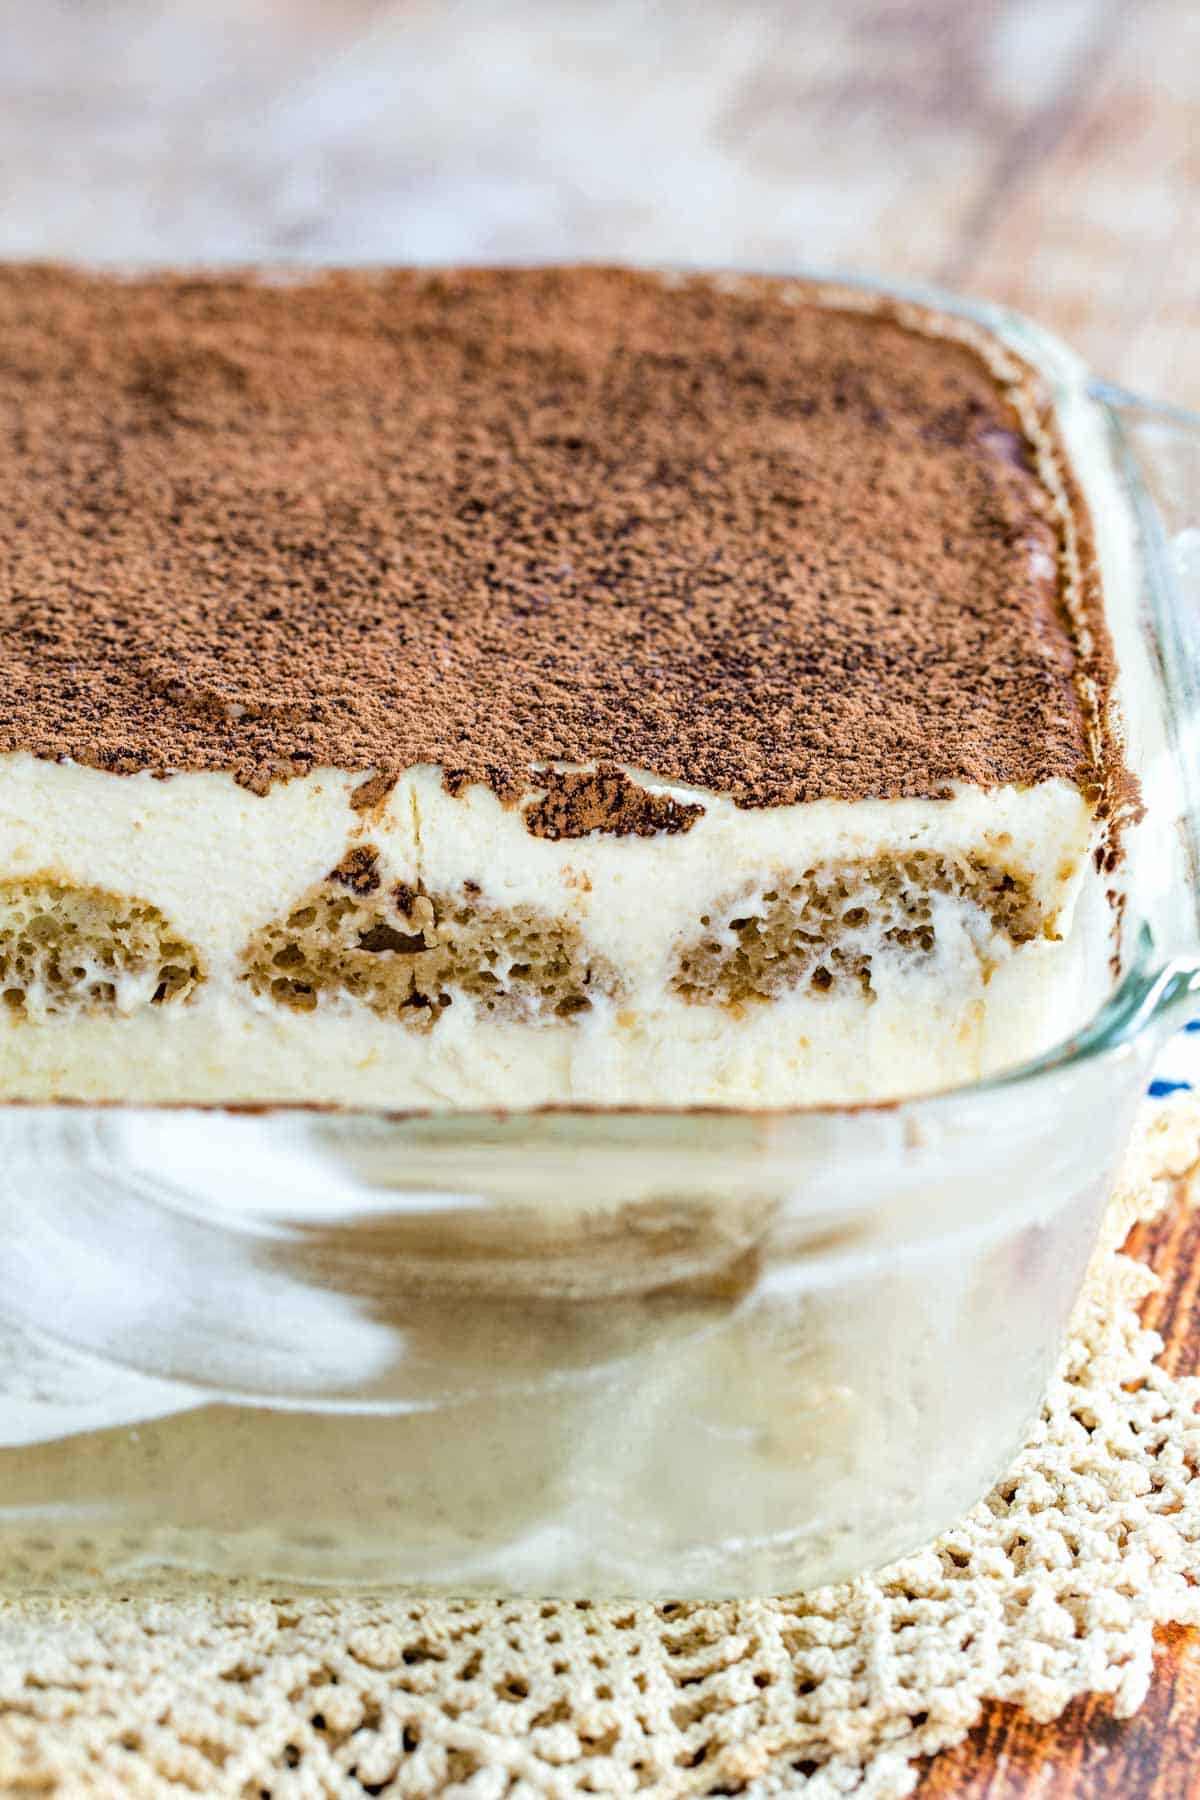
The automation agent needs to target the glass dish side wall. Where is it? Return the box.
[1102,385,1200,954]
[0,1042,1151,1599]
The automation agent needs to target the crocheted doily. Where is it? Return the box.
[0,1099,1198,1800]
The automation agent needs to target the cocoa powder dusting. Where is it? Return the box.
[349,771,397,813]
[0,264,1119,824]
[524,766,705,839]
[329,845,381,895]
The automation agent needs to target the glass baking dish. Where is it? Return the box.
[0,277,1198,1601]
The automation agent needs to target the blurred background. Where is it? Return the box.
[0,0,1196,398]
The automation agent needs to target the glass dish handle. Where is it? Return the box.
[1092,381,1200,1027]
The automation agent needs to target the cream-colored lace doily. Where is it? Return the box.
[0,1099,1198,1800]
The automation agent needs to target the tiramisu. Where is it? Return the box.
[0,265,1131,1105]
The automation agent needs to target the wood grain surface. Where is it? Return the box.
[916,1182,1200,1798]
[0,1,1197,1790]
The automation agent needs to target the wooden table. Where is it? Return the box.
[1,1,1198,1789]
[918,1186,1200,1798]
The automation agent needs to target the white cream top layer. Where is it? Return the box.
[0,753,1095,995]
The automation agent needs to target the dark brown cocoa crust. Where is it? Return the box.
[1002,351,1139,851]
[349,772,396,813]
[523,765,704,839]
[0,263,1123,830]
[329,845,381,895]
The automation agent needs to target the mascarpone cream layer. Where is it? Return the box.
[0,755,1105,1105]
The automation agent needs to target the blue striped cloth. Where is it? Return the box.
[1149,1019,1200,1098]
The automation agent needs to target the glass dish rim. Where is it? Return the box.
[11,267,1200,1126]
